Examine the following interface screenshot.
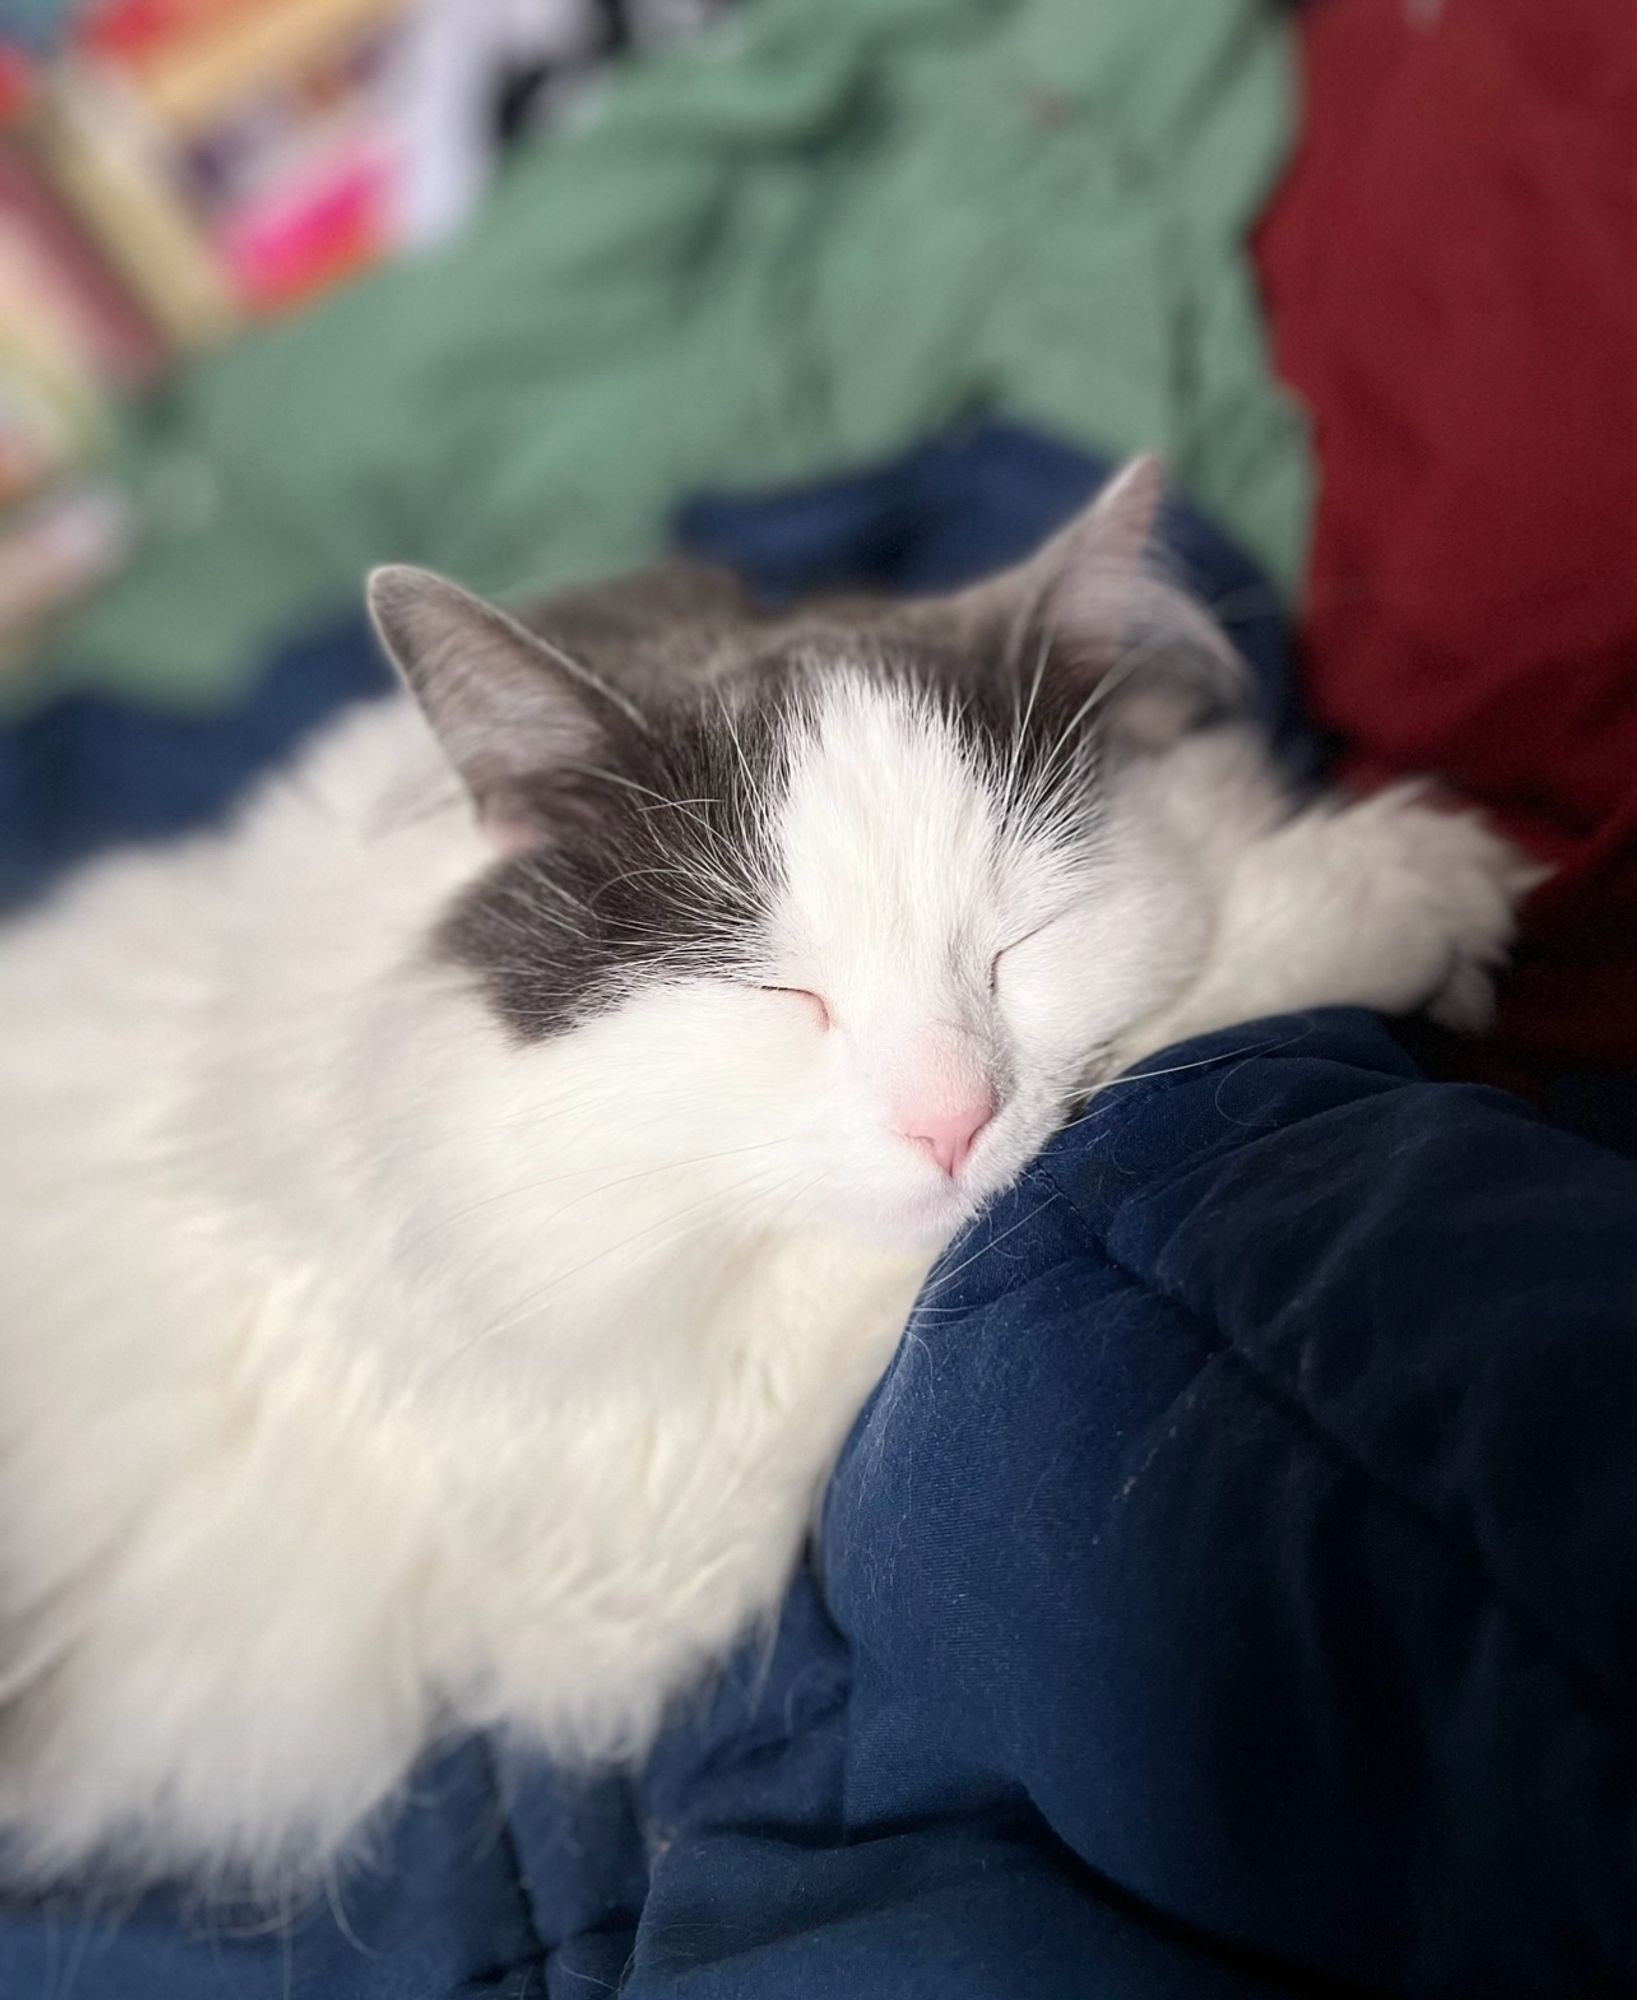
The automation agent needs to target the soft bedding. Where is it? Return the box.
[0,1011,1630,1998]
[1,434,1630,1995]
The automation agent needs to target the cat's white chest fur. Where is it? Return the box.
[0,714,930,1886]
[422,1223,929,1747]
[0,916,929,1881]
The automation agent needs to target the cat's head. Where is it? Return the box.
[368,458,1239,1249]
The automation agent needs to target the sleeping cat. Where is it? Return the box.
[0,459,1531,1893]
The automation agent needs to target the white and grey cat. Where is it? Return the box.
[0,459,1532,1893]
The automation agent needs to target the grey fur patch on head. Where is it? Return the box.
[438,668,797,1039]
[368,458,1247,1040]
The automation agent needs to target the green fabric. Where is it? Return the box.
[35,0,1311,710]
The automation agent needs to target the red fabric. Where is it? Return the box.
[1255,0,1637,1089]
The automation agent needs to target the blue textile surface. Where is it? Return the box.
[1,429,1631,1994]
[1,1014,1631,1998]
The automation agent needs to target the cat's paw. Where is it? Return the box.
[1352,785,1546,1031]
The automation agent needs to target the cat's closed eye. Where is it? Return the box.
[989,911,1068,993]
[758,985,832,1031]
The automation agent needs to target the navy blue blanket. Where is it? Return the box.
[1,1014,1631,1998]
[2,430,1631,1995]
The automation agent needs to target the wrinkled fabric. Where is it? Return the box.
[2,1013,1631,1998]
[1255,0,1637,1095]
[24,0,1309,711]
[3,427,1630,1994]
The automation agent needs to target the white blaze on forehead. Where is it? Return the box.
[772,674,1001,1018]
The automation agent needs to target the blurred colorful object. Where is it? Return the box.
[68,0,435,325]
[0,0,75,52]
[27,0,1308,709]
[1255,0,1637,1095]
[0,0,731,653]
[0,44,152,646]
[0,475,129,652]
[216,137,391,314]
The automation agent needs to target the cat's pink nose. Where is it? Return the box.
[901,1091,996,1178]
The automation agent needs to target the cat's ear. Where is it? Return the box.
[960,455,1242,747]
[1049,451,1165,576]
[368,565,633,852]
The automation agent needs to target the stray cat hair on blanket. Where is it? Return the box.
[0,458,1535,1896]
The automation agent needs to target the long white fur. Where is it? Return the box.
[0,669,1528,1892]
